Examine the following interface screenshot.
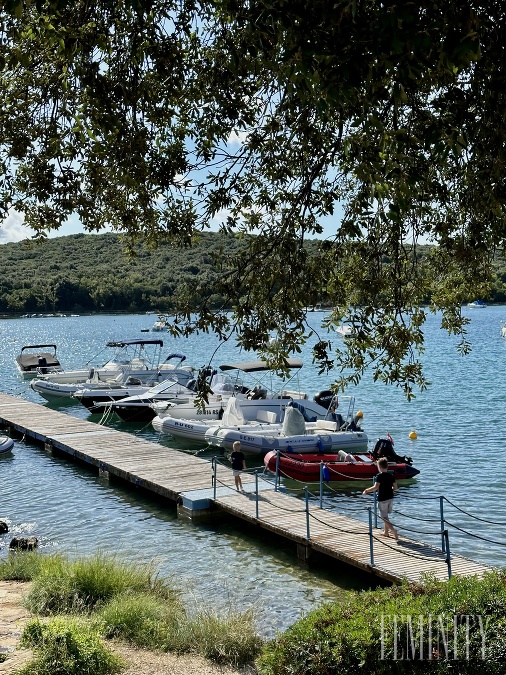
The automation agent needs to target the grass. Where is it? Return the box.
[0,550,59,581]
[23,551,177,615]
[2,550,263,672]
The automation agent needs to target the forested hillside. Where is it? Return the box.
[0,232,505,314]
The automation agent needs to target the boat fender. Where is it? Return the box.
[316,438,324,453]
[322,465,330,482]
[287,445,294,453]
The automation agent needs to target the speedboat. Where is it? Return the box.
[29,339,173,385]
[151,314,169,331]
[263,450,419,482]
[467,300,487,308]
[335,323,354,337]
[150,358,338,443]
[74,373,194,412]
[0,436,14,454]
[15,344,63,378]
[94,377,202,422]
[207,403,368,454]
[30,348,195,402]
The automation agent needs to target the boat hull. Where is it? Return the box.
[208,428,369,455]
[263,451,420,481]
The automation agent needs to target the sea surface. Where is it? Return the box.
[1,307,505,636]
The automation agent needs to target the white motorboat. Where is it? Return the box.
[151,358,340,443]
[467,300,487,308]
[29,338,172,385]
[206,403,368,455]
[151,314,169,331]
[0,436,14,454]
[30,348,195,402]
[93,372,222,423]
[74,374,194,412]
[335,323,354,338]
[15,344,63,378]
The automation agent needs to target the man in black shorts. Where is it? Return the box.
[363,457,399,539]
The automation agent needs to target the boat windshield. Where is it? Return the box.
[146,378,182,395]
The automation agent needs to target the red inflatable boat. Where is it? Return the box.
[263,450,420,482]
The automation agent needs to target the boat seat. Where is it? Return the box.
[256,410,277,424]
[314,419,338,432]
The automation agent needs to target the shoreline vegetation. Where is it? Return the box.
[0,233,505,316]
[1,552,506,674]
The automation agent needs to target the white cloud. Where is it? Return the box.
[0,210,34,243]
[227,129,249,147]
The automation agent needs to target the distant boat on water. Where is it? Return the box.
[467,300,487,308]
[335,323,355,338]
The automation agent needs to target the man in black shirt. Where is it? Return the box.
[363,457,399,540]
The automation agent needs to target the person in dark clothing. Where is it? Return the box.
[362,457,399,540]
[230,440,246,492]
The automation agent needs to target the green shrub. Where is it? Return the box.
[257,570,506,675]
[24,551,177,615]
[18,616,124,675]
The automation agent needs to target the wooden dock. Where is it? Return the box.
[0,393,491,585]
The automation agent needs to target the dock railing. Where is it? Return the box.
[211,457,457,578]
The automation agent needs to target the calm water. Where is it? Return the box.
[1,308,505,635]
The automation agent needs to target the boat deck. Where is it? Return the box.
[0,393,491,585]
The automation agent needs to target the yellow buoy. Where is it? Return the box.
[408,430,417,440]
[356,410,363,419]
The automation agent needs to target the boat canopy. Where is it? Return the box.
[106,339,164,348]
[21,344,57,352]
[164,353,186,362]
[219,358,303,373]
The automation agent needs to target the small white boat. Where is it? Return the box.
[29,338,170,386]
[335,324,354,338]
[151,358,337,443]
[74,376,194,412]
[15,344,63,378]
[151,314,169,331]
[30,345,195,401]
[467,300,487,308]
[0,436,14,454]
[206,404,367,455]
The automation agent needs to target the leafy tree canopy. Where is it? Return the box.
[0,0,504,397]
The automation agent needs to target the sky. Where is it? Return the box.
[0,207,341,244]
[0,209,87,244]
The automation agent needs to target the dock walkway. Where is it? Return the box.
[0,393,491,585]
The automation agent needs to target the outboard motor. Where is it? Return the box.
[372,437,413,465]
[313,390,335,409]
